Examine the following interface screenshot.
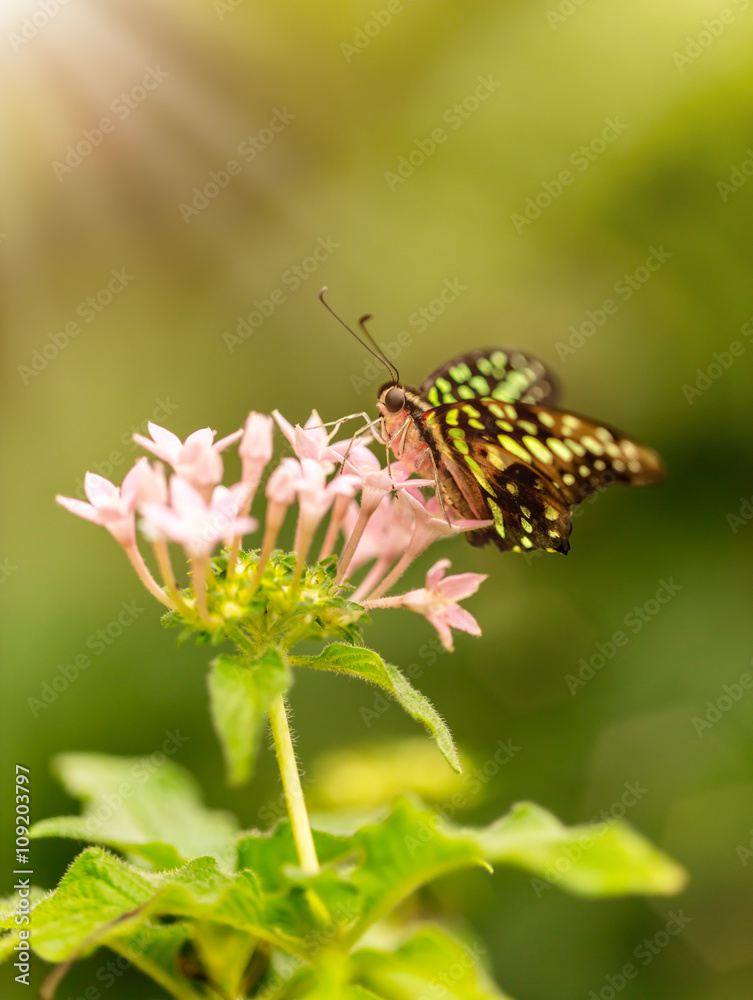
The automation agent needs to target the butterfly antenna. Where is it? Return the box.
[318,287,399,383]
[358,313,399,382]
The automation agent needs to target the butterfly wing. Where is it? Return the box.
[422,399,664,554]
[420,347,558,408]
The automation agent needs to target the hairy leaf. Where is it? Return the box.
[475,801,689,896]
[208,649,291,786]
[29,753,239,869]
[291,644,461,773]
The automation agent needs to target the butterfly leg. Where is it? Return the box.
[319,411,381,442]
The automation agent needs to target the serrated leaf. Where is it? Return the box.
[291,644,461,773]
[339,796,687,946]
[0,846,363,974]
[475,801,688,897]
[343,798,482,944]
[208,650,291,786]
[29,753,239,869]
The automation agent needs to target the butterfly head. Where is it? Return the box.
[376,379,431,456]
[379,383,406,414]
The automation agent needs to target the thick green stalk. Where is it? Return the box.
[267,693,319,876]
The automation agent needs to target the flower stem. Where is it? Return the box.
[317,493,349,561]
[336,501,376,583]
[267,693,319,876]
[365,548,415,600]
[191,556,212,624]
[124,543,174,609]
[152,540,190,612]
[250,502,287,590]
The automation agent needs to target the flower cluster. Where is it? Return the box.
[56,408,490,651]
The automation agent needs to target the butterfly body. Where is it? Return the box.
[376,347,664,555]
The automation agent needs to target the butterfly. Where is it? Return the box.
[375,347,664,555]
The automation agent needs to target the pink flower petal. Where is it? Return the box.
[272,410,296,448]
[444,604,482,636]
[169,476,207,515]
[425,558,451,591]
[266,458,302,505]
[145,422,182,453]
[184,428,216,449]
[427,613,455,652]
[438,571,488,603]
[84,472,118,505]
[214,428,244,452]
[240,412,274,463]
[56,495,101,524]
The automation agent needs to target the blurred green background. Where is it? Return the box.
[2,0,753,996]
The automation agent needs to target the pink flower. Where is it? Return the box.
[378,558,487,652]
[273,409,337,467]
[56,462,147,547]
[133,459,168,506]
[297,458,361,525]
[266,458,303,506]
[141,477,257,558]
[334,442,433,513]
[133,423,242,499]
[239,412,274,496]
[343,494,413,573]
[396,490,493,557]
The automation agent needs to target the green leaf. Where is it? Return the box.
[208,649,291,786]
[291,644,461,773]
[236,824,351,891]
[1,847,292,965]
[29,753,239,869]
[475,801,689,897]
[352,924,514,1000]
[339,796,687,946]
[271,927,513,999]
